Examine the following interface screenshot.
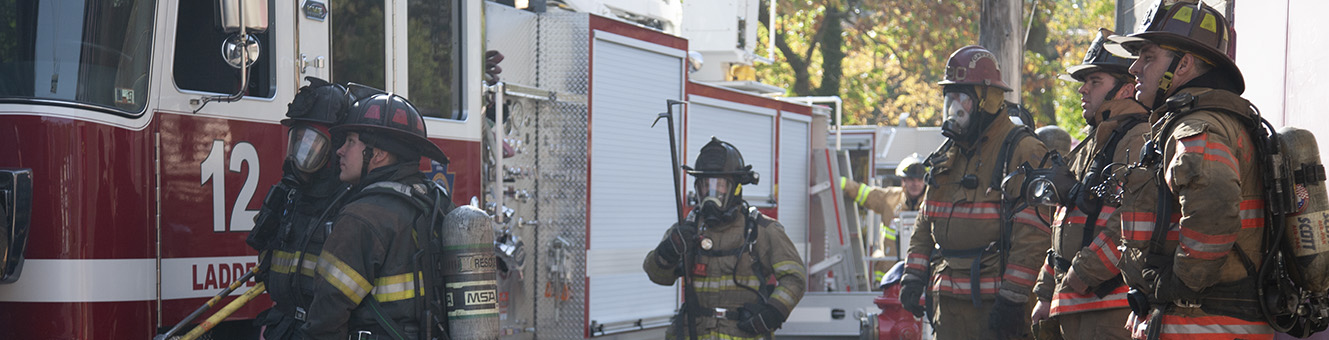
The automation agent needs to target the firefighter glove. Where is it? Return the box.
[899,273,927,318]
[737,302,786,335]
[988,296,1030,339]
[1148,265,1200,303]
[654,222,698,266]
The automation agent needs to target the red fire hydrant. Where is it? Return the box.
[863,262,921,340]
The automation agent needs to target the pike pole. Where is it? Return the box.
[154,268,261,340]
[652,99,698,340]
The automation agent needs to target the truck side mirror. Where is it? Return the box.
[194,0,270,112]
[216,0,269,34]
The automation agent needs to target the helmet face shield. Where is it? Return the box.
[697,177,732,208]
[696,176,739,223]
[287,124,334,174]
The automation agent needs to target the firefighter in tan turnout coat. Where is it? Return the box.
[898,45,1050,340]
[1029,28,1149,340]
[1105,1,1274,338]
[644,138,807,340]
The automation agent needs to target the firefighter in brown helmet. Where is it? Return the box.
[644,137,807,339]
[1105,1,1273,338]
[899,45,1050,339]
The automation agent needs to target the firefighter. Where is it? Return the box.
[300,93,452,340]
[249,77,354,340]
[898,45,1050,340]
[643,137,807,340]
[1105,1,1272,339]
[840,153,927,217]
[1028,28,1148,340]
[1036,125,1073,157]
[839,154,927,280]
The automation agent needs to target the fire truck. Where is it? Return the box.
[0,0,844,338]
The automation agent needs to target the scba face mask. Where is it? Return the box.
[286,123,334,174]
[942,91,976,139]
[697,177,739,223]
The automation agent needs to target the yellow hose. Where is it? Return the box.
[180,282,266,340]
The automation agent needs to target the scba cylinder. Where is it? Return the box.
[441,205,499,340]
[1278,127,1329,293]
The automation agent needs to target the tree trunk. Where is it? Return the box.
[980,0,1023,104]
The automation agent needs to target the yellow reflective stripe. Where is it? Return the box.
[880,223,897,240]
[692,275,763,293]
[771,285,797,307]
[839,177,846,190]
[372,272,420,302]
[856,185,870,205]
[271,250,298,274]
[317,252,371,304]
[299,253,318,277]
[772,261,803,276]
[712,331,765,340]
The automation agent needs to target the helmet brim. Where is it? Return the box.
[1106,33,1244,94]
[1061,63,1131,83]
[331,124,450,164]
[937,79,1013,92]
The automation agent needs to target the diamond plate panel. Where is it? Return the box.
[534,11,590,340]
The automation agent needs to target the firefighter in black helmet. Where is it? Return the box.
[1106,1,1272,338]
[300,93,455,340]
[644,137,807,339]
[250,77,354,340]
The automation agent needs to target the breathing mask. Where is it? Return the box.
[697,176,740,224]
[286,123,334,174]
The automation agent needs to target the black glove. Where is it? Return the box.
[737,302,786,335]
[1146,264,1200,303]
[987,296,1029,339]
[898,274,927,318]
[653,222,698,266]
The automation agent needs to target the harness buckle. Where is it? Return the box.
[294,307,307,321]
[1173,299,1202,309]
[353,330,373,340]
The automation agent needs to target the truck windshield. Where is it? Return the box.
[0,0,155,115]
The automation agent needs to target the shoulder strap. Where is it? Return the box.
[991,126,1037,192]
[1077,116,1148,248]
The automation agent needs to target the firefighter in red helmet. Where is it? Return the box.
[1105,1,1273,338]
[899,45,1050,339]
[1027,28,1149,340]
[644,137,807,339]
[249,77,355,340]
[300,93,456,340]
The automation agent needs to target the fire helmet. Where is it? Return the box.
[282,77,353,126]
[896,154,926,179]
[332,93,449,164]
[1036,125,1072,156]
[683,137,758,224]
[1104,0,1243,93]
[1061,28,1134,83]
[937,45,1011,92]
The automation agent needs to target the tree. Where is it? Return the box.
[756,0,1116,136]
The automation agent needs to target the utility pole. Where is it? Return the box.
[980,0,1023,104]
[1117,0,1137,33]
